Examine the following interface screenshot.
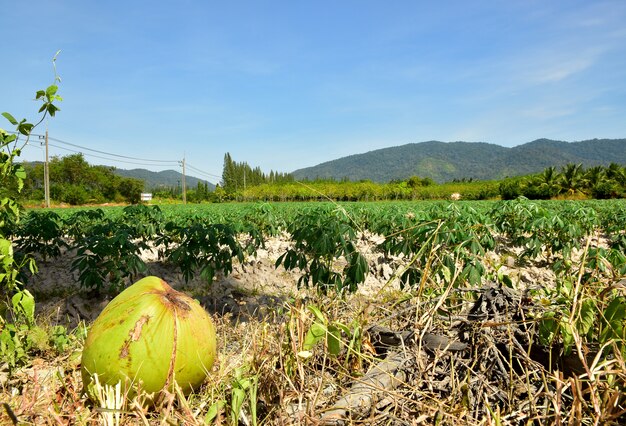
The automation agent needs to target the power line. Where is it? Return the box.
[186,162,222,180]
[9,131,179,164]
[11,130,220,182]
[48,136,176,164]
[47,142,221,181]
[186,162,221,178]
[47,143,180,167]
[21,143,44,151]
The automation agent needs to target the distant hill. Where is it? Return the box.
[114,168,216,191]
[292,139,626,183]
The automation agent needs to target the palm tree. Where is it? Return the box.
[538,166,560,197]
[583,165,606,191]
[558,163,583,196]
[606,163,626,186]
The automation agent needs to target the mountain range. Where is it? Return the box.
[114,138,625,189]
[114,168,215,191]
[292,139,626,183]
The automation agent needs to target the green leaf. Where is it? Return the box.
[308,305,326,323]
[235,377,252,390]
[46,104,59,117]
[204,400,225,423]
[327,324,341,356]
[230,388,246,423]
[578,299,596,338]
[46,84,58,97]
[500,273,513,288]
[465,264,482,286]
[2,112,18,125]
[303,322,326,351]
[18,122,34,135]
[538,313,558,346]
[560,319,574,356]
[231,387,246,406]
[600,297,626,344]
[1,132,16,143]
[14,164,26,180]
[12,290,35,325]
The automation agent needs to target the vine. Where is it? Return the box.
[0,52,63,371]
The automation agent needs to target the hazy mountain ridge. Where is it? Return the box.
[114,168,215,191]
[292,139,626,183]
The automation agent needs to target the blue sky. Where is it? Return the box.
[2,0,625,183]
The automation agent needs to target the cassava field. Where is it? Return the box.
[2,198,626,425]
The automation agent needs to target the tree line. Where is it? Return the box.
[219,154,626,202]
[221,152,293,193]
[20,154,144,205]
[499,163,626,200]
[226,163,626,203]
[17,154,626,205]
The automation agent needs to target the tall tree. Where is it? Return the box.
[221,153,236,193]
[221,152,293,193]
[558,163,583,195]
[583,165,606,190]
[536,166,559,197]
[606,163,626,186]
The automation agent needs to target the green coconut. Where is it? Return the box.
[81,276,217,397]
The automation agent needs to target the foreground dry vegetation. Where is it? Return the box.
[2,199,626,425]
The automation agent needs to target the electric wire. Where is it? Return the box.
[9,130,179,164]
[9,130,221,182]
[47,142,181,167]
[185,162,222,180]
[47,136,177,164]
[21,143,44,151]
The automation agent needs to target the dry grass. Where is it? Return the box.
[2,238,626,425]
[3,284,625,425]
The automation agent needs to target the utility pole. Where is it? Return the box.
[44,130,50,208]
[181,156,187,204]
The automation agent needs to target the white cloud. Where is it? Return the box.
[530,55,598,83]
[521,105,576,120]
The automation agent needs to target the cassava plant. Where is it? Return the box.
[15,210,67,262]
[276,206,368,293]
[157,219,246,285]
[71,219,148,293]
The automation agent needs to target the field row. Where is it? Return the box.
[9,198,625,293]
